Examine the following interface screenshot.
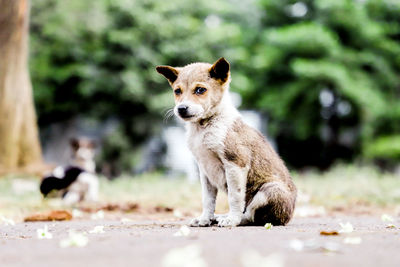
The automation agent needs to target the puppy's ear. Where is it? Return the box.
[156,65,179,84]
[209,57,230,83]
[70,138,79,150]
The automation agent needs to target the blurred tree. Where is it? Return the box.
[240,0,400,168]
[0,0,42,174]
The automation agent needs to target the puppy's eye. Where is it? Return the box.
[194,87,207,95]
[174,88,182,95]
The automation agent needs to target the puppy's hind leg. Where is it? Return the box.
[242,182,295,226]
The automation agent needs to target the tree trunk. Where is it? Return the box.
[0,0,43,174]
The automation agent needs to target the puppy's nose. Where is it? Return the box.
[177,105,188,116]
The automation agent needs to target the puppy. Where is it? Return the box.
[156,58,297,227]
[40,137,99,205]
[69,137,96,173]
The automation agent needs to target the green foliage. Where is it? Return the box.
[241,0,400,165]
[365,135,400,159]
[30,0,255,171]
[30,0,400,170]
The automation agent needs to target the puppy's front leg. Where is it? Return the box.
[217,164,247,227]
[190,171,217,227]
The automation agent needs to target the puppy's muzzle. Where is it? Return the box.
[177,105,192,118]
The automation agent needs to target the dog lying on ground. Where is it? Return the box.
[40,137,99,205]
[156,58,297,227]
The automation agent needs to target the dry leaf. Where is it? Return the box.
[24,210,72,222]
[320,230,339,236]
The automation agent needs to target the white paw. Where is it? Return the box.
[217,214,242,227]
[215,214,228,223]
[190,215,214,227]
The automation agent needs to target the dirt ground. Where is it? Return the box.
[1,215,399,267]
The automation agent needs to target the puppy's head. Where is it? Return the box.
[156,58,231,122]
[70,137,96,161]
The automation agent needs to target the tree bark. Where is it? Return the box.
[0,0,42,174]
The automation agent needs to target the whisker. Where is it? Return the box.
[163,108,175,123]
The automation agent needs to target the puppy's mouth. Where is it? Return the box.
[179,114,195,119]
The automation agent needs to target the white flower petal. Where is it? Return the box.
[339,222,354,233]
[173,210,183,218]
[289,239,304,251]
[264,223,273,230]
[59,230,89,248]
[91,210,104,220]
[322,242,340,253]
[0,215,15,226]
[72,209,84,218]
[173,225,191,237]
[121,218,133,224]
[36,225,53,239]
[381,214,394,222]
[89,225,105,234]
[343,237,362,245]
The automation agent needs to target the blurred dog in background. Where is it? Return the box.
[40,137,99,205]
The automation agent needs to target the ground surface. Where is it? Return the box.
[1,215,399,267]
[1,166,400,266]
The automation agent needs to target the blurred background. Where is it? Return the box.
[24,0,400,177]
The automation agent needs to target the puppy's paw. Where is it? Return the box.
[217,214,242,227]
[215,213,228,223]
[190,215,214,227]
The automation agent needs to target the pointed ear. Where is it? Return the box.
[70,138,79,150]
[209,57,230,83]
[156,65,179,84]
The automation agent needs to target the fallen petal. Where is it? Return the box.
[91,210,104,220]
[339,222,354,233]
[72,209,84,218]
[381,214,394,223]
[0,215,15,226]
[59,231,89,248]
[322,242,340,253]
[173,225,191,237]
[89,225,105,234]
[343,237,362,245]
[36,225,53,239]
[289,239,304,251]
[264,223,273,230]
[121,218,133,223]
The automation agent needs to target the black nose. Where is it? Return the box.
[177,105,188,116]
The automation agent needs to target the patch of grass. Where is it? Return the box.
[1,165,399,219]
[293,164,400,210]
[100,172,229,213]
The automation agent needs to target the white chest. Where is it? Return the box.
[187,124,228,190]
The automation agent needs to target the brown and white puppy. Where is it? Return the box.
[70,137,96,173]
[156,58,297,227]
[40,137,98,205]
